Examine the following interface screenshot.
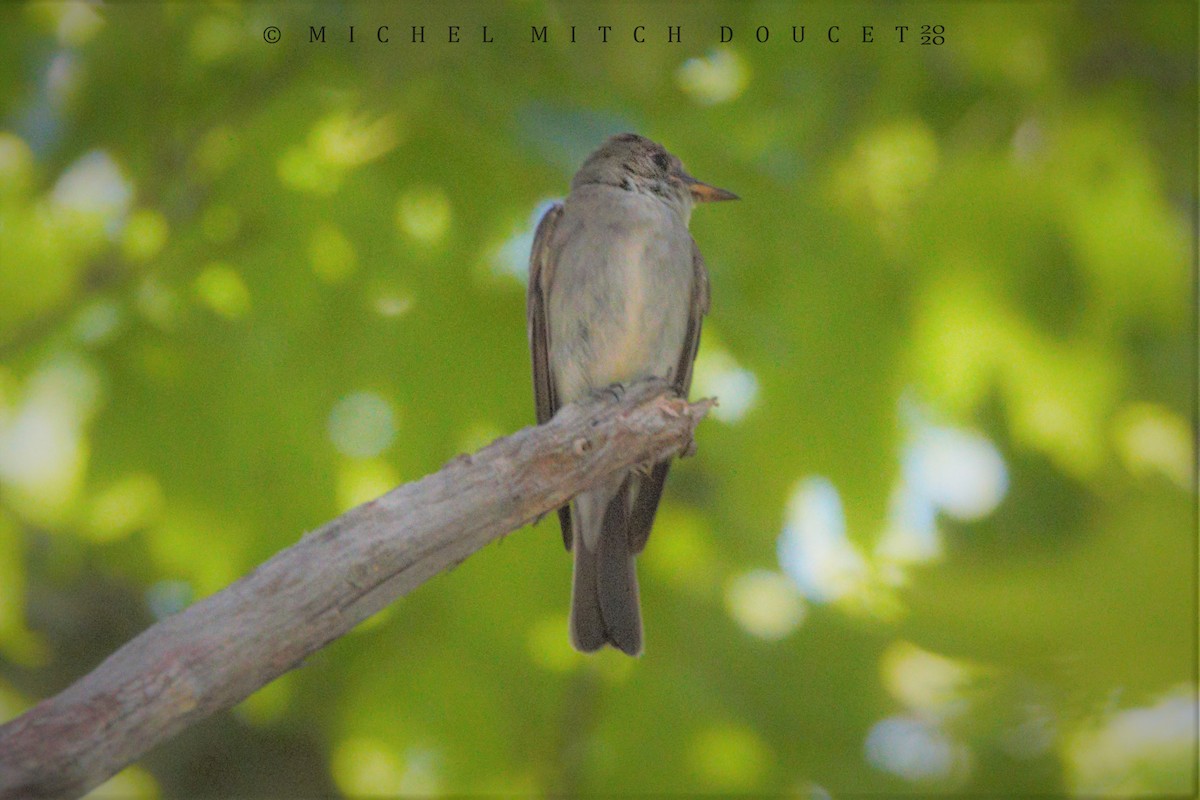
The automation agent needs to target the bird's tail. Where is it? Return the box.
[569,476,643,656]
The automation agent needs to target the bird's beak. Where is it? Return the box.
[685,176,739,203]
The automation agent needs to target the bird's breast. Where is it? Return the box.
[548,193,693,404]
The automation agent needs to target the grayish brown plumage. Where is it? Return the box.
[528,133,736,655]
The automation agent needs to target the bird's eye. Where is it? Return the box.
[653,153,671,172]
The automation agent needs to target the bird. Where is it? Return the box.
[527,133,737,655]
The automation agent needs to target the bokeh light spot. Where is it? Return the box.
[37,0,106,47]
[875,482,940,571]
[192,263,251,319]
[332,738,441,796]
[396,187,452,245]
[189,14,239,64]
[724,570,806,640]
[328,392,398,459]
[121,209,169,262]
[0,676,29,721]
[905,425,1007,521]
[1112,403,1193,490]
[1066,687,1197,796]
[693,344,759,423]
[455,422,503,456]
[372,292,414,319]
[236,672,296,727]
[51,150,133,238]
[85,473,164,543]
[865,714,971,785]
[835,120,939,228]
[880,641,972,720]
[688,724,769,791]
[277,145,341,195]
[641,505,720,597]
[145,579,193,620]
[311,112,400,167]
[0,132,34,195]
[777,477,869,604]
[676,48,750,106]
[491,199,560,283]
[335,457,400,512]
[0,356,100,526]
[85,765,159,799]
[332,737,405,796]
[73,299,123,346]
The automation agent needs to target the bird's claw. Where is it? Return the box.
[655,394,685,418]
[603,382,627,402]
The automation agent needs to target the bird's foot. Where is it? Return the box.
[654,394,685,418]
[602,382,627,402]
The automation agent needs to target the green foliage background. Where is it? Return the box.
[0,1,1195,796]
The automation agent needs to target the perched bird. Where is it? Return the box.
[527,133,737,655]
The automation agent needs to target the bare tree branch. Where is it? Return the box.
[0,379,713,799]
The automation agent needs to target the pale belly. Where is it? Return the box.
[548,198,693,405]
[584,283,684,389]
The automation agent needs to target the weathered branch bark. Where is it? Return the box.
[0,379,712,799]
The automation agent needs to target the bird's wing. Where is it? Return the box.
[527,202,574,549]
[628,239,710,554]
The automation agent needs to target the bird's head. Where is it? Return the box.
[572,133,739,208]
